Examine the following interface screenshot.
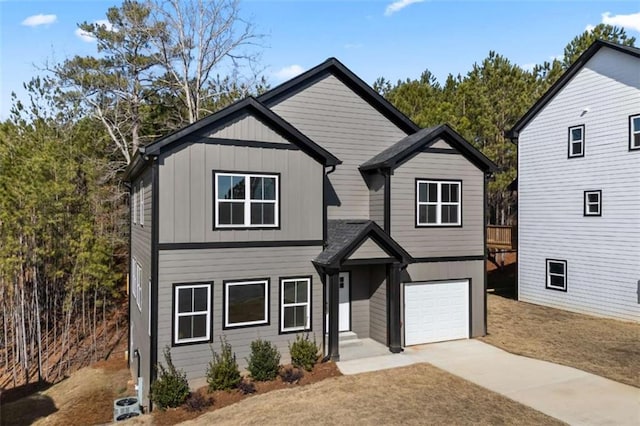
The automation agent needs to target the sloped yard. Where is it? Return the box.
[481,293,640,388]
[178,364,562,426]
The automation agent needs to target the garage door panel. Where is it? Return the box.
[404,280,469,346]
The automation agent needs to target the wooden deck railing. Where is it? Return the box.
[487,225,517,250]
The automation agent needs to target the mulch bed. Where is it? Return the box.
[153,362,341,425]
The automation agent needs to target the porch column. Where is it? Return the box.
[388,262,402,353]
[327,270,340,361]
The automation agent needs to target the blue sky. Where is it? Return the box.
[1,0,639,120]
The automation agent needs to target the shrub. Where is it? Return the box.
[289,333,319,371]
[280,367,304,384]
[206,337,241,391]
[184,392,213,412]
[237,380,256,395]
[149,347,190,409]
[246,339,281,381]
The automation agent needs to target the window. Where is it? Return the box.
[215,172,279,228]
[224,279,269,328]
[139,181,144,226]
[416,180,461,226]
[630,114,640,151]
[132,187,137,224]
[131,260,142,311]
[546,259,567,291]
[568,125,585,158]
[173,283,212,345]
[584,190,601,216]
[280,277,311,333]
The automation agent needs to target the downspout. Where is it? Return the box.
[321,165,336,354]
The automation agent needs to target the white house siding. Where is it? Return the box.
[269,74,409,220]
[518,48,640,322]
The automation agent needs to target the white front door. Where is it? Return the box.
[326,272,351,332]
[338,272,350,332]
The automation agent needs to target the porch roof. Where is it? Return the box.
[314,220,413,269]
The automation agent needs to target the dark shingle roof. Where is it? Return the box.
[314,219,412,268]
[360,124,497,173]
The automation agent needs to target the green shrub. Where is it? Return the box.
[206,337,241,391]
[246,339,281,381]
[149,347,190,409]
[289,333,319,371]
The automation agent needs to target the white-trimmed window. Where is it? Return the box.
[131,260,142,311]
[139,181,144,226]
[215,172,279,228]
[132,186,137,224]
[174,283,211,345]
[584,190,601,216]
[568,125,584,158]
[630,114,640,151]
[416,180,461,226]
[280,277,311,333]
[224,279,269,328]
[546,259,567,291]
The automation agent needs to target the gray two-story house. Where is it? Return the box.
[125,58,496,410]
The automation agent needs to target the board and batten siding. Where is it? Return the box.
[210,114,290,143]
[402,260,485,338]
[518,47,640,322]
[157,246,323,383]
[390,141,484,258]
[130,167,152,405]
[269,74,409,220]
[158,144,323,243]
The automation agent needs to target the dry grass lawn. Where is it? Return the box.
[1,357,131,426]
[481,294,640,388]
[178,364,563,426]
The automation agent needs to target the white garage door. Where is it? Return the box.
[404,280,469,346]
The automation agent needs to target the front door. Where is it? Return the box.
[326,272,351,332]
[338,272,350,331]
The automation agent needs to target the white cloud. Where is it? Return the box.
[584,24,596,32]
[385,0,424,16]
[21,14,57,27]
[602,11,640,32]
[521,63,537,72]
[273,65,304,81]
[75,19,114,42]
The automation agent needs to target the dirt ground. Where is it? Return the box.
[178,363,563,426]
[0,352,132,426]
[481,293,640,388]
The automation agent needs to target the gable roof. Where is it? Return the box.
[360,124,497,173]
[507,40,640,140]
[124,97,341,181]
[258,57,420,135]
[314,220,413,269]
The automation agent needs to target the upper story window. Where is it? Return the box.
[215,172,279,228]
[416,180,461,227]
[630,114,640,151]
[568,125,584,158]
[132,187,137,224]
[583,190,601,216]
[139,181,144,226]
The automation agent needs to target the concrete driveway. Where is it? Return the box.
[337,339,640,426]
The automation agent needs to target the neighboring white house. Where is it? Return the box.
[508,40,640,322]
